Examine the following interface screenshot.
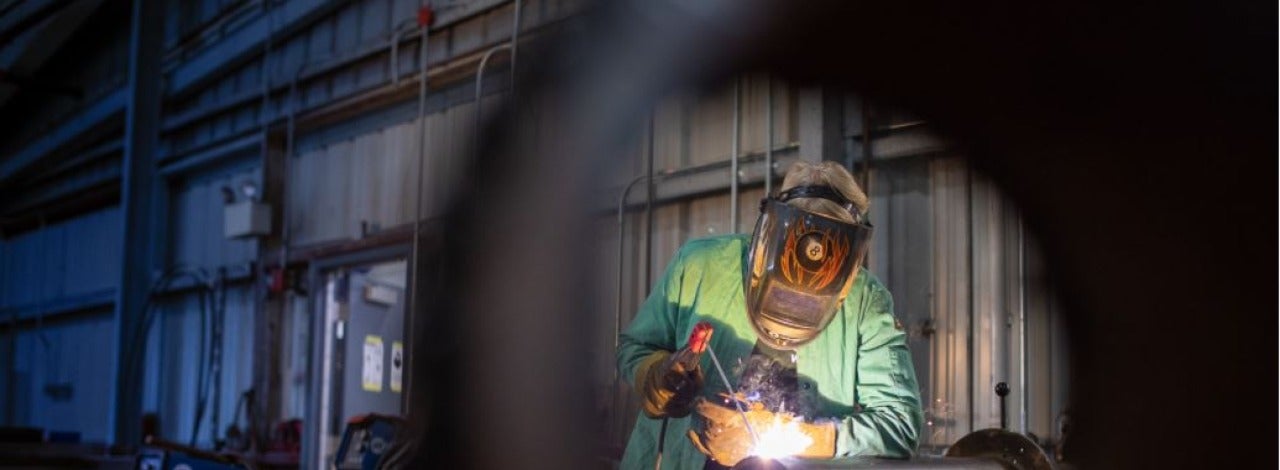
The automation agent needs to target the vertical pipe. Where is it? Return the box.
[407,17,431,414]
[282,66,301,271]
[965,165,975,434]
[391,28,402,87]
[644,112,655,292]
[614,174,642,449]
[1018,219,1028,433]
[765,76,774,197]
[860,99,872,196]
[729,78,740,233]
[474,45,513,158]
[251,5,277,447]
[615,175,649,364]
[859,99,873,270]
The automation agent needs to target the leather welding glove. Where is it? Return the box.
[634,350,704,418]
[688,397,837,467]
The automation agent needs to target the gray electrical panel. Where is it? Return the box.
[330,261,407,432]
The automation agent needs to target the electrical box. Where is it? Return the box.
[224,201,271,239]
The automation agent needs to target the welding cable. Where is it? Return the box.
[118,263,213,438]
[655,417,668,470]
[191,272,217,446]
[123,267,203,381]
[191,269,229,448]
[209,270,227,447]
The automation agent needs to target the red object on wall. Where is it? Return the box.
[268,267,285,294]
[417,6,434,27]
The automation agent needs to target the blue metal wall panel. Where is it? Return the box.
[152,286,254,447]
[169,167,259,270]
[0,207,121,311]
[359,0,391,46]
[10,311,116,443]
[1,14,129,159]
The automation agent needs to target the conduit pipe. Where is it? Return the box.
[612,172,653,452]
[281,61,308,272]
[389,19,419,87]
[644,112,656,291]
[614,174,653,369]
[765,76,774,197]
[473,43,513,157]
[473,0,523,151]
[729,78,741,232]
[280,14,417,269]
[1018,221,1028,433]
[407,8,432,412]
[860,99,872,197]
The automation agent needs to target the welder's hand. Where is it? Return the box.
[687,397,838,466]
[688,397,770,466]
[635,350,704,418]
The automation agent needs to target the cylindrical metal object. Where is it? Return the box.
[765,75,774,197]
[730,78,741,232]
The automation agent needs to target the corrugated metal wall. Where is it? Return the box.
[169,165,261,269]
[147,163,263,446]
[0,207,122,442]
[151,287,256,447]
[8,312,116,442]
[286,99,477,245]
[164,0,581,159]
[1,2,131,157]
[0,208,122,308]
[867,155,936,442]
[597,85,1069,455]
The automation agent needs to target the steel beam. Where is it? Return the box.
[0,160,120,215]
[797,86,845,163]
[0,88,124,185]
[0,0,107,110]
[0,288,115,323]
[166,0,352,100]
[166,0,510,101]
[846,125,951,162]
[109,0,165,448]
[590,145,800,216]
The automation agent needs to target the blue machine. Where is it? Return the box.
[135,438,244,470]
[333,414,406,470]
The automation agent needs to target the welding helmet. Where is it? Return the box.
[743,186,872,350]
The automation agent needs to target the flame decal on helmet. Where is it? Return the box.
[778,218,851,290]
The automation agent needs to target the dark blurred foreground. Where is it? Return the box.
[410,0,1275,469]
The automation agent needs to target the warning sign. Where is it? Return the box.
[390,341,404,393]
[362,335,384,392]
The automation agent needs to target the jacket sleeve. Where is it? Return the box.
[834,281,924,458]
[616,248,687,387]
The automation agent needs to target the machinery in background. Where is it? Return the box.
[136,436,244,470]
[135,410,303,470]
[942,383,1056,470]
[333,414,408,470]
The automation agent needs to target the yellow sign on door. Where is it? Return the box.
[362,335,383,392]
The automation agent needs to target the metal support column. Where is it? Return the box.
[110,0,166,448]
[796,87,844,163]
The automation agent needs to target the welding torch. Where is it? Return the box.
[655,322,715,469]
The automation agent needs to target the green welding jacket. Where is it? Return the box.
[617,235,923,470]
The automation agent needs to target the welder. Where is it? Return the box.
[617,161,923,469]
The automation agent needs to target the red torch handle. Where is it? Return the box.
[688,321,713,354]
